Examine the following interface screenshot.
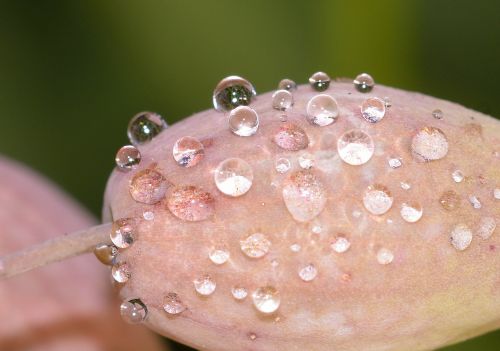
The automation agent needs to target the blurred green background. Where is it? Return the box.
[0,1,498,350]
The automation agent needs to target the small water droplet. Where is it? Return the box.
[248,333,257,341]
[361,97,386,123]
[252,286,281,314]
[172,136,205,167]
[193,275,216,296]
[228,106,260,136]
[273,122,309,151]
[400,182,411,190]
[311,224,322,234]
[298,153,314,169]
[120,299,147,324]
[331,236,351,253]
[353,73,375,93]
[111,218,136,249]
[163,293,186,315]
[298,264,318,282]
[439,190,461,211]
[232,286,248,300]
[388,157,402,169]
[272,89,294,111]
[93,243,117,266]
[213,76,256,111]
[363,184,393,215]
[116,145,141,171]
[209,246,230,265]
[278,78,297,91]
[214,158,253,197]
[167,185,215,221]
[309,72,331,91]
[306,94,339,126]
[477,217,496,240]
[290,243,301,252]
[143,211,154,221]
[270,259,279,268]
[240,233,271,258]
[411,127,449,161]
[452,170,464,183]
[275,157,291,174]
[127,112,167,145]
[129,169,170,204]
[450,224,473,251]
[377,248,394,265]
[383,97,392,108]
[400,202,423,223]
[468,195,482,209]
[494,188,500,200]
[282,171,327,222]
[337,130,375,166]
[432,109,444,120]
[112,262,131,283]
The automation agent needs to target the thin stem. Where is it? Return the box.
[0,222,112,280]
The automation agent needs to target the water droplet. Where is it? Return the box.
[252,286,281,314]
[306,94,339,126]
[116,145,141,171]
[249,333,257,341]
[272,89,294,111]
[377,248,394,265]
[311,224,322,234]
[193,275,216,296]
[361,97,386,123]
[290,243,301,252]
[298,153,314,169]
[400,182,411,190]
[450,224,473,251]
[120,299,147,324]
[163,293,186,315]
[240,233,271,258]
[273,122,309,151]
[270,259,279,268]
[209,246,230,265]
[93,243,117,266]
[172,136,205,167]
[228,106,260,136]
[477,217,496,240]
[167,185,215,221]
[439,190,461,211]
[494,188,500,200]
[275,157,291,174]
[400,202,423,223]
[363,184,393,215]
[112,262,131,283]
[353,73,375,93]
[231,286,248,300]
[331,236,351,253]
[127,112,167,145]
[214,158,253,197]
[388,158,402,169]
[432,109,444,120]
[278,78,297,91]
[213,75,256,111]
[337,130,375,166]
[111,218,136,249]
[282,171,327,222]
[411,127,449,161]
[129,169,170,204]
[298,264,318,282]
[468,195,482,209]
[309,72,331,91]
[143,211,154,221]
[383,97,392,108]
[452,170,464,183]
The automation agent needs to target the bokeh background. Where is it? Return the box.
[0,1,499,350]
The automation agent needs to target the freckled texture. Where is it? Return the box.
[104,82,500,351]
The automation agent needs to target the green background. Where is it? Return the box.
[0,1,498,350]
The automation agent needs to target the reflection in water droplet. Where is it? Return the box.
[452,170,464,183]
[477,217,496,240]
[130,169,170,204]
[278,78,297,91]
[173,136,205,167]
[167,186,214,222]
[228,106,259,136]
[361,97,386,123]
[112,262,131,283]
[298,264,318,282]
[377,248,394,265]
[432,109,444,120]
[468,195,482,209]
[411,127,449,161]
[252,286,281,314]
[353,73,375,93]
[450,224,473,251]
[439,190,461,211]
[282,171,327,222]
[163,293,186,315]
[209,246,230,265]
[298,153,314,169]
[363,184,393,215]
[127,112,167,145]
[213,76,256,111]
[240,233,271,258]
[116,145,141,171]
[111,218,136,248]
[273,122,309,151]
[272,90,294,111]
[309,72,331,91]
[388,158,402,169]
[193,275,216,296]
[306,94,339,126]
[232,286,248,300]
[120,299,148,324]
[400,202,423,223]
[94,243,117,266]
[214,158,254,197]
[337,130,374,166]
[331,236,351,253]
[275,157,291,174]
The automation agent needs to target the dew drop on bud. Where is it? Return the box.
[214,158,253,197]
[120,299,148,324]
[129,169,170,204]
[209,246,230,265]
[115,145,141,171]
[127,111,167,145]
[112,262,131,283]
[94,243,117,266]
[432,109,444,120]
[163,292,186,315]
[306,94,339,126]
[166,185,215,222]
[193,275,217,296]
[363,184,393,215]
[273,122,309,151]
[298,153,314,169]
[231,286,248,300]
[477,217,496,240]
[361,97,386,123]
[111,218,136,248]
[400,202,423,223]
[172,136,205,167]
[275,157,291,174]
[272,89,294,111]
[282,171,327,222]
[331,236,351,253]
[240,233,271,258]
[450,224,473,251]
[278,78,297,91]
[388,157,402,169]
[439,190,461,211]
[228,106,259,136]
[252,286,281,314]
[337,129,375,166]
[353,73,375,93]
[309,71,331,91]
[298,264,318,282]
[213,76,256,111]
[377,248,394,265]
[452,170,464,183]
[411,127,449,162]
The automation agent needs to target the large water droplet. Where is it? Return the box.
[278,78,297,91]
[309,72,331,91]
[120,299,148,324]
[400,202,423,223]
[228,106,259,136]
[240,233,271,258]
[116,145,141,171]
[298,264,318,282]
[112,262,131,283]
[477,217,496,240]
[213,76,256,111]
[129,169,170,204]
[163,293,186,315]
[439,190,461,211]
[306,94,339,126]
[231,286,248,300]
[450,224,473,251]
[167,185,215,221]
[111,218,136,249]
[272,89,294,111]
[331,236,351,253]
[172,136,205,167]
[193,275,216,296]
[275,157,291,174]
[353,73,375,93]
[363,184,393,215]
[377,248,394,265]
[411,127,449,161]
[273,122,309,151]
[127,112,167,145]
[214,158,253,197]
[252,286,281,314]
[209,246,230,265]
[93,243,117,266]
[361,97,386,123]
[452,170,464,183]
[282,171,327,222]
[337,130,375,166]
